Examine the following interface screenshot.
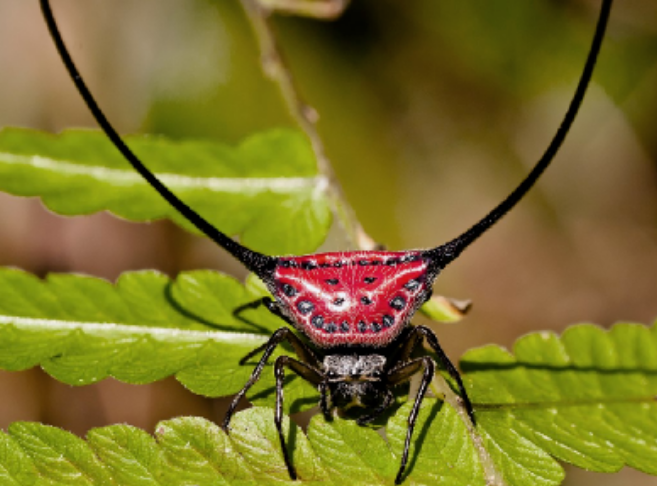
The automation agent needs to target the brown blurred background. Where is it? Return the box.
[0,0,656,484]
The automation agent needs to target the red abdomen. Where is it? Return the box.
[269,251,430,348]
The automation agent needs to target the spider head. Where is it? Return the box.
[323,353,389,410]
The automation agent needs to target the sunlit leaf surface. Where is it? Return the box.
[0,127,331,255]
[0,265,655,485]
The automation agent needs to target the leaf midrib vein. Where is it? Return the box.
[0,153,324,193]
[0,315,267,343]
[475,395,656,411]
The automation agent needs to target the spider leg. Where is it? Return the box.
[395,326,423,363]
[399,325,475,425]
[386,356,435,485]
[234,295,289,320]
[233,298,320,366]
[414,325,475,424]
[274,355,324,481]
[318,381,332,421]
[233,296,271,315]
[233,296,284,343]
[222,326,320,430]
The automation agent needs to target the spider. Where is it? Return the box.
[40,0,612,483]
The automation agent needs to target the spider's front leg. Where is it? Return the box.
[398,325,475,424]
[318,381,332,421]
[222,299,321,430]
[273,355,324,480]
[386,356,436,485]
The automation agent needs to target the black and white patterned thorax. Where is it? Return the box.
[323,353,388,409]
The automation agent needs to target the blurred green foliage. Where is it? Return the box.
[144,0,657,246]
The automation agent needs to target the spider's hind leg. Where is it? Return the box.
[232,296,282,337]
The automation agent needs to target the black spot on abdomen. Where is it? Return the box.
[312,315,324,328]
[282,284,297,297]
[297,300,315,315]
[389,296,406,311]
[325,322,337,333]
[404,279,420,291]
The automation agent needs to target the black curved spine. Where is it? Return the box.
[427,0,612,269]
[40,0,276,277]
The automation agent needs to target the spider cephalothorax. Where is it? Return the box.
[40,0,612,483]
[323,353,389,411]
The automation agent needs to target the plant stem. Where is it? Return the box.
[240,0,376,250]
[258,0,350,19]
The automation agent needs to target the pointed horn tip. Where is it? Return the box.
[423,243,458,268]
[244,252,279,278]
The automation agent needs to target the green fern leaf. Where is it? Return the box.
[0,127,331,255]
[9,422,114,486]
[462,323,657,485]
[0,265,655,484]
[0,267,317,412]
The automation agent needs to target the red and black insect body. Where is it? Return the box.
[40,0,612,484]
[274,251,429,347]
